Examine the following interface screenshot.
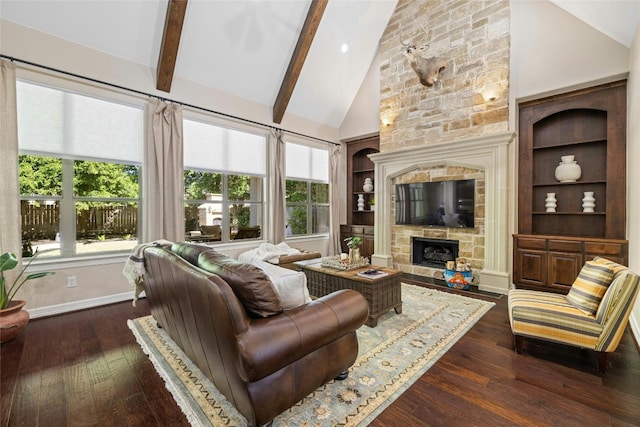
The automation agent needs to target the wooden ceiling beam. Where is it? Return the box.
[272,0,327,124]
[156,0,188,93]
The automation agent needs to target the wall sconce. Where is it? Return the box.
[475,69,507,103]
[481,84,501,102]
[380,108,398,127]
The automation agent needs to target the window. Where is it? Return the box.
[183,118,266,242]
[285,142,329,236]
[16,81,143,257]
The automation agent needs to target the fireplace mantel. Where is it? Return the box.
[368,132,516,294]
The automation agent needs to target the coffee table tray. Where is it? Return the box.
[320,255,369,271]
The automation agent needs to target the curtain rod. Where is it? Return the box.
[1,54,340,147]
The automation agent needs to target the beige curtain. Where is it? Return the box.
[330,144,341,255]
[142,99,184,242]
[0,60,21,259]
[270,128,286,242]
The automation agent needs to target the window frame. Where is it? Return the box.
[182,112,268,244]
[16,76,145,260]
[284,139,331,237]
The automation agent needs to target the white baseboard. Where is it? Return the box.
[27,292,137,319]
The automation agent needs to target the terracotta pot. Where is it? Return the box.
[0,300,30,344]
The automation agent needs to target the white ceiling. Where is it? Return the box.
[1,1,638,129]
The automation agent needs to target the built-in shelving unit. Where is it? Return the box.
[341,136,379,259]
[514,80,628,293]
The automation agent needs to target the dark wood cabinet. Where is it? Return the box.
[514,234,628,293]
[340,225,374,260]
[341,135,379,259]
[514,81,628,293]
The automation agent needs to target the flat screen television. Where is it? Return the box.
[395,179,475,228]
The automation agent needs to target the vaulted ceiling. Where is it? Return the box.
[1,1,638,130]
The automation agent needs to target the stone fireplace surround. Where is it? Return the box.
[369,132,515,295]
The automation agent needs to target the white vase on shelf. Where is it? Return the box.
[555,155,582,182]
[363,178,373,192]
[545,193,557,212]
[357,194,365,211]
[582,191,595,213]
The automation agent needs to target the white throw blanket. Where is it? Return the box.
[238,242,301,264]
[122,239,173,306]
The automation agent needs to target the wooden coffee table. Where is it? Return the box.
[298,262,402,327]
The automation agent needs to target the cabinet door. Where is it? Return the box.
[515,249,547,288]
[362,227,374,259]
[548,251,582,292]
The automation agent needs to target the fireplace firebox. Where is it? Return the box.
[412,237,459,268]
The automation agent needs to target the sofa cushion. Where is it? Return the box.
[244,257,312,309]
[565,260,614,316]
[171,242,214,266]
[198,251,283,317]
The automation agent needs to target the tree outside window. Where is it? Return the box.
[286,180,329,236]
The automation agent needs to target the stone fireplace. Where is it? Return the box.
[369,132,515,294]
[412,238,459,269]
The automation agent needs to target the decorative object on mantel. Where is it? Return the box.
[555,155,582,182]
[582,191,596,212]
[363,178,373,192]
[545,193,557,212]
[357,194,365,211]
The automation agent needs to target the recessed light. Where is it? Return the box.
[341,43,349,53]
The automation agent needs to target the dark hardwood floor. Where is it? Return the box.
[2,288,639,426]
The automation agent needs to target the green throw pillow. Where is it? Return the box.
[566,260,614,316]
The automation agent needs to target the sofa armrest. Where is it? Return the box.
[236,289,369,382]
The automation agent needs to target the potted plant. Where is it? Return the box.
[344,236,363,262]
[0,251,53,343]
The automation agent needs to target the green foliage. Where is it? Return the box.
[288,207,307,235]
[74,161,138,199]
[286,180,308,203]
[0,251,54,309]
[184,170,222,200]
[19,155,62,196]
[19,156,139,207]
[344,236,362,249]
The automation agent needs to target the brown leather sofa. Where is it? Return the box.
[143,242,369,427]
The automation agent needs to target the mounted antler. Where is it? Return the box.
[400,28,446,87]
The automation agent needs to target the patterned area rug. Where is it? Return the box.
[128,284,494,426]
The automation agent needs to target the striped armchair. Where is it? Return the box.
[508,257,639,374]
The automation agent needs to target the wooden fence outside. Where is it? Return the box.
[21,204,137,240]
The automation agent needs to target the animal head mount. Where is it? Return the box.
[401,38,446,87]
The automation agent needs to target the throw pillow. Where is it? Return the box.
[565,260,614,316]
[171,242,214,266]
[590,256,629,277]
[198,251,283,317]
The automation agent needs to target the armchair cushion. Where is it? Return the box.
[565,260,614,315]
[198,251,283,318]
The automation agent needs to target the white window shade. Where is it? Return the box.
[16,81,143,163]
[183,118,266,175]
[286,142,328,181]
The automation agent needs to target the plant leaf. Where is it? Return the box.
[0,252,18,272]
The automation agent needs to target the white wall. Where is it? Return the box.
[339,50,382,141]
[626,22,640,341]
